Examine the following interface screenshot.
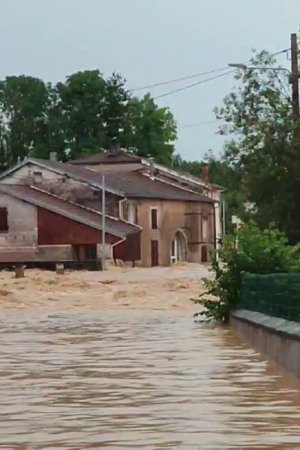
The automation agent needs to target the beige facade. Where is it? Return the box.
[133,199,215,267]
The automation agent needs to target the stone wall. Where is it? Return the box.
[231,310,300,379]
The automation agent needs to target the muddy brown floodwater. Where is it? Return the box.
[0,266,300,449]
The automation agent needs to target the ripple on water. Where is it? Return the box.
[0,311,300,449]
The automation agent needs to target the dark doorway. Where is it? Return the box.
[151,240,159,267]
[201,245,208,263]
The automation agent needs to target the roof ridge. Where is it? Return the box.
[140,158,210,189]
[142,172,211,197]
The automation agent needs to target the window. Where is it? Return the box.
[202,218,208,241]
[151,208,158,230]
[0,208,8,232]
[33,171,43,183]
[122,202,138,225]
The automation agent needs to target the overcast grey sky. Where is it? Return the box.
[0,0,299,160]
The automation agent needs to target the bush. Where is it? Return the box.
[193,222,300,323]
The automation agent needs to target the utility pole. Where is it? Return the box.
[290,33,299,121]
[102,174,106,271]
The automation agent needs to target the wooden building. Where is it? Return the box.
[0,184,140,265]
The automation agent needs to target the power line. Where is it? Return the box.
[153,47,291,101]
[130,66,231,92]
[153,70,235,100]
[178,120,219,129]
[129,47,290,94]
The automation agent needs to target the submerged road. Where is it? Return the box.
[0,310,300,449]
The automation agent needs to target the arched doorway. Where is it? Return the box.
[171,230,188,264]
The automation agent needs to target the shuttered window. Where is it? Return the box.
[151,209,158,230]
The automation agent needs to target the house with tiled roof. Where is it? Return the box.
[0,146,221,267]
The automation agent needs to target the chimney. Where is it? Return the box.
[149,158,155,179]
[50,152,57,162]
[109,138,120,156]
[202,164,209,184]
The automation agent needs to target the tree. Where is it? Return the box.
[0,70,178,168]
[215,50,300,243]
[193,222,300,322]
[53,70,109,160]
[124,94,177,165]
[0,76,50,167]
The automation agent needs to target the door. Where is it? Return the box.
[201,245,208,263]
[151,240,159,267]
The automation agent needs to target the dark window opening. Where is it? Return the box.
[0,208,8,232]
[72,245,97,261]
[33,172,43,183]
[151,209,158,230]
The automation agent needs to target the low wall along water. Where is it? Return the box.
[231,273,300,379]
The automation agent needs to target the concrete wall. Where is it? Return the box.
[0,192,38,261]
[136,199,214,267]
[231,310,300,379]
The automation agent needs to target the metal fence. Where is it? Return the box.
[241,273,300,322]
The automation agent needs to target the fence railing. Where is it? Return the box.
[240,273,300,322]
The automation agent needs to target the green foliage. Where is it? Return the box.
[124,94,177,165]
[0,76,50,167]
[215,49,300,244]
[193,222,300,323]
[0,71,177,169]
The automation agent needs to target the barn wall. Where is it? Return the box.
[113,233,141,263]
[37,208,118,246]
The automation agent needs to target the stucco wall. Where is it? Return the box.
[231,310,300,379]
[136,199,214,267]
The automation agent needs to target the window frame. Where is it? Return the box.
[151,208,158,230]
[122,201,138,225]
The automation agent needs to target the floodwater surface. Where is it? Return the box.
[0,311,300,449]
